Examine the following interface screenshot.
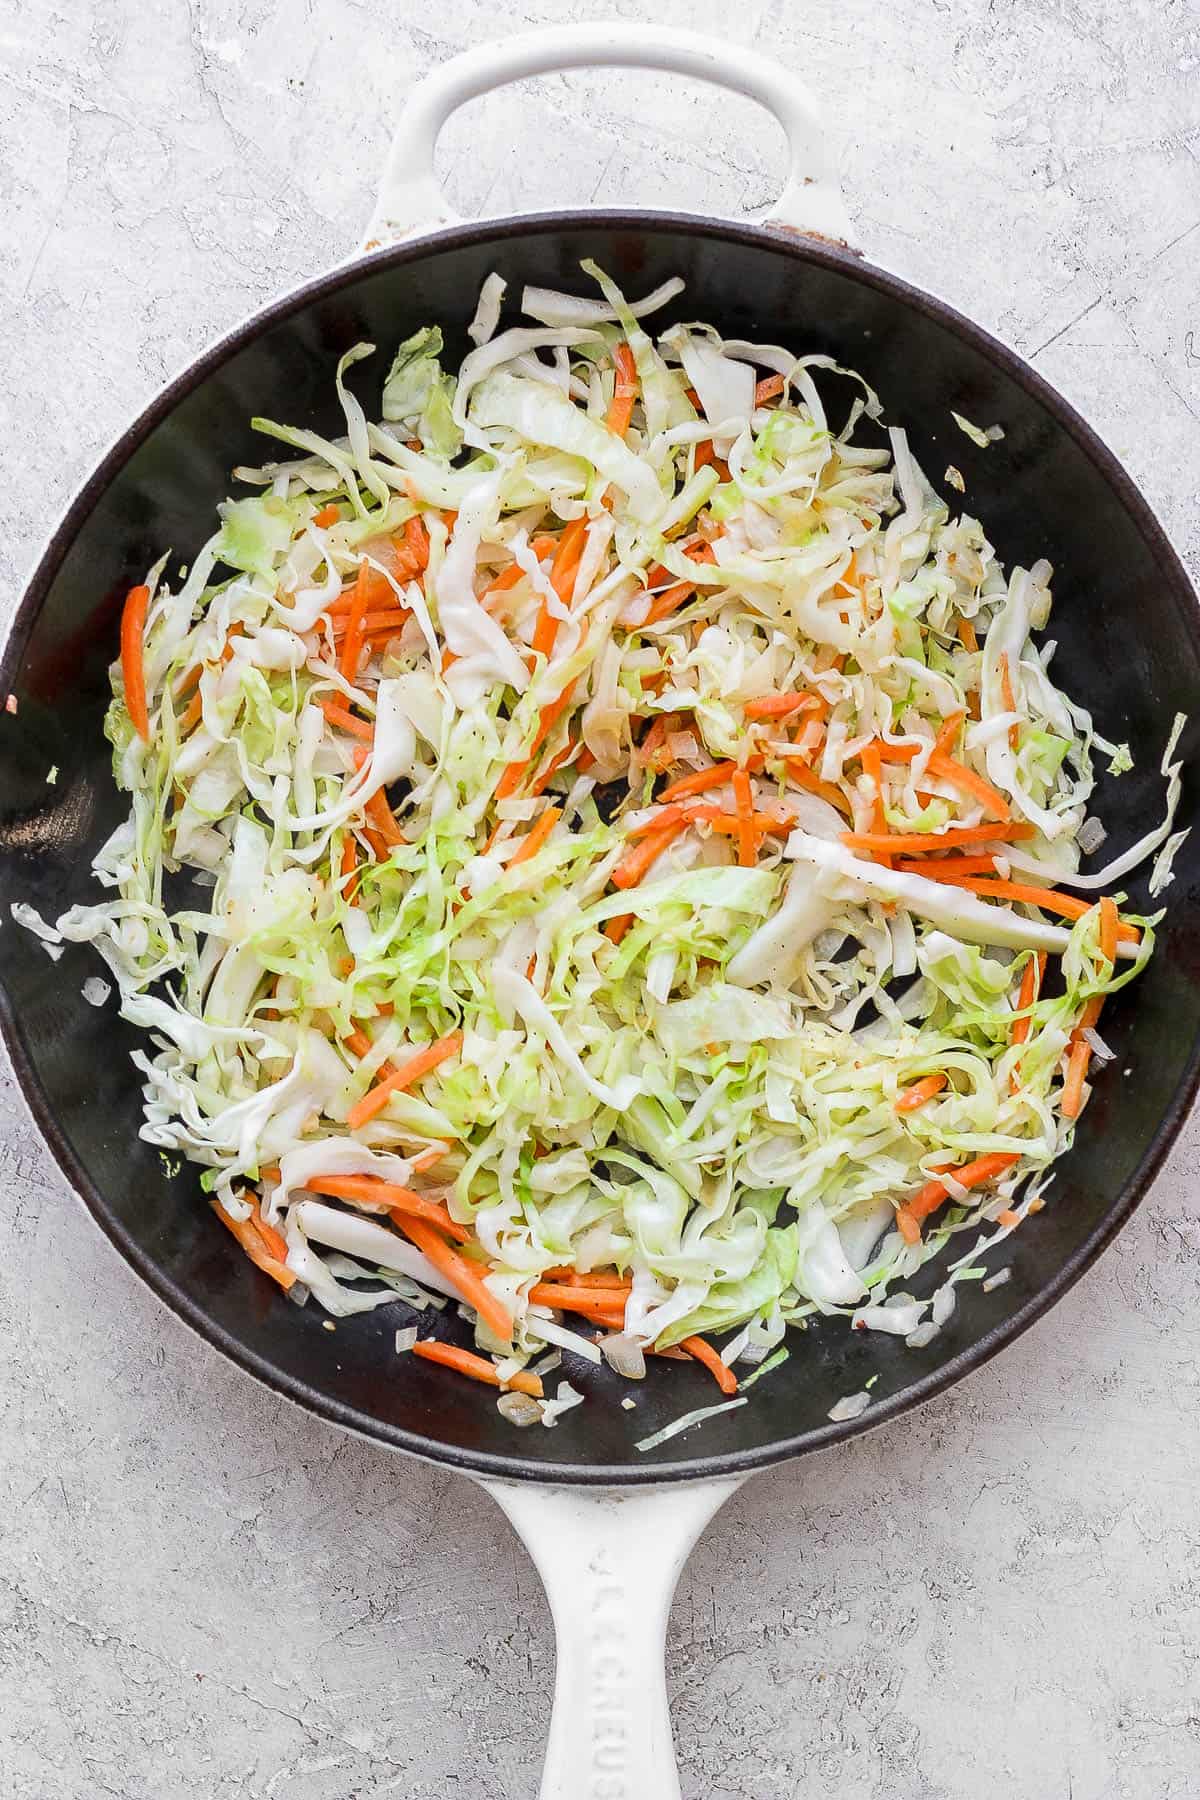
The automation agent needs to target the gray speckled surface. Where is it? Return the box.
[3,4,1200,1796]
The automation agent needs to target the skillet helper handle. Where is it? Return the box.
[364,24,856,251]
[479,1475,745,1800]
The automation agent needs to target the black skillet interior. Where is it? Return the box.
[2,216,1198,1484]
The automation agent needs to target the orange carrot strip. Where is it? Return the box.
[338,563,373,680]
[211,1199,296,1291]
[312,504,341,528]
[411,1339,541,1397]
[842,823,1033,855]
[775,755,855,818]
[529,741,577,797]
[340,833,359,903]
[301,1173,468,1242]
[677,1334,740,1395]
[410,1144,447,1172]
[604,913,633,945]
[743,693,820,721]
[246,1198,290,1263]
[178,688,204,737]
[1060,1036,1092,1119]
[120,584,151,740]
[895,1073,948,1114]
[861,741,887,835]
[532,517,589,661]
[908,1151,1022,1224]
[934,710,966,756]
[684,804,795,836]
[659,759,759,802]
[542,1268,633,1290]
[404,515,431,570]
[754,374,786,405]
[495,661,585,800]
[926,748,1011,821]
[507,805,562,869]
[1011,951,1046,1051]
[398,1217,513,1342]
[606,342,639,437]
[612,817,688,890]
[957,617,979,653]
[999,654,1019,751]
[856,739,923,763]
[530,1282,631,1310]
[893,854,999,878]
[347,1031,464,1130]
[895,1207,922,1245]
[319,698,374,742]
[922,874,1139,941]
[732,767,757,868]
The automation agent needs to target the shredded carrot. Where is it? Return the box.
[611,817,687,890]
[332,606,410,642]
[677,1334,739,1394]
[933,710,966,757]
[495,663,584,799]
[312,504,341,528]
[855,740,923,763]
[398,1217,513,1342]
[860,740,888,839]
[754,374,786,405]
[893,853,999,878]
[895,1073,948,1113]
[957,617,979,653]
[604,913,633,945]
[178,687,204,737]
[842,823,1033,855]
[482,534,559,603]
[922,873,1139,940]
[411,1339,541,1397]
[301,1173,468,1241]
[895,1207,922,1245]
[338,562,373,680]
[926,748,1011,821]
[908,1151,1022,1224]
[120,584,151,740]
[731,768,757,867]
[528,741,577,796]
[507,805,561,868]
[211,1198,296,1291]
[530,1282,631,1311]
[340,833,359,903]
[693,439,730,480]
[1060,1036,1092,1119]
[999,653,1019,751]
[1011,951,1047,1054]
[995,1208,1021,1229]
[684,804,794,837]
[743,693,820,721]
[542,1268,633,1290]
[404,515,431,570]
[606,342,639,437]
[775,754,855,818]
[410,1144,447,1172]
[659,759,761,803]
[532,517,589,661]
[319,698,374,742]
[347,1030,464,1130]
[350,746,406,846]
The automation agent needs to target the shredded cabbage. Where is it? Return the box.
[42,262,1183,1432]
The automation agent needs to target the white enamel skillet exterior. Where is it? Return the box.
[362,26,859,1799]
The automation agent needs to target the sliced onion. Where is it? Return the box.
[497,1391,544,1427]
[600,1334,647,1380]
[905,1321,940,1349]
[1077,815,1108,855]
[828,1390,871,1422]
[394,1327,418,1353]
[982,1267,1012,1293]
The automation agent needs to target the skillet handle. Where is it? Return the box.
[363,25,856,252]
[478,1474,746,1800]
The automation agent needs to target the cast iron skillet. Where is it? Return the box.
[1,28,1198,1798]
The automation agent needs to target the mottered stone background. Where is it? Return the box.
[2,2,1199,1795]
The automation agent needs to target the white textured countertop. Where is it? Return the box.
[2,3,1199,1795]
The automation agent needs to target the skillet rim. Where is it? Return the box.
[2,208,1198,1487]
